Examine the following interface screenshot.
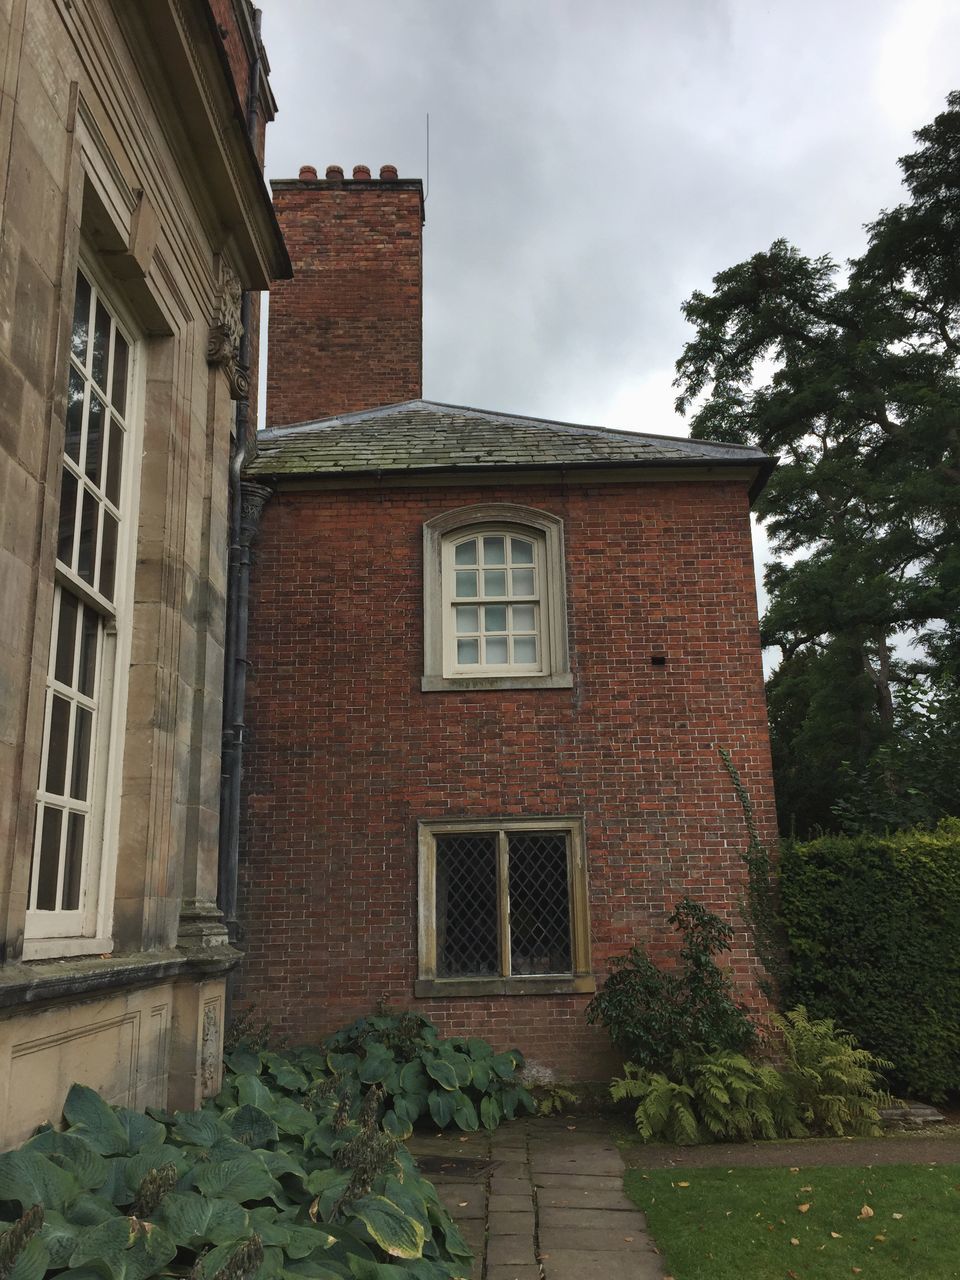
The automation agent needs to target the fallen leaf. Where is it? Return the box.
[790,1167,800,1173]
[566,1124,576,1130]
[858,1204,874,1220]
[458,1201,468,1207]
[676,1181,690,1187]
[788,1272,800,1279]
[875,1234,886,1242]
[798,1203,811,1213]
[831,1231,842,1238]
[852,1269,862,1275]
[800,1185,813,1192]
[892,1213,903,1220]
[791,1237,800,1246]
[623,1236,633,1242]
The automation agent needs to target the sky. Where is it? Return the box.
[257,0,960,616]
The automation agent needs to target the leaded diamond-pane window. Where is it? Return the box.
[419,819,591,991]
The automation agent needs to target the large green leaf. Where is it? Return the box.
[425,1091,455,1129]
[325,1053,360,1076]
[62,1087,129,1156]
[170,1110,224,1149]
[223,1104,280,1149]
[0,1149,80,1212]
[350,1196,424,1260]
[479,1095,500,1131]
[356,1044,394,1086]
[24,1132,108,1192]
[236,1074,277,1112]
[61,1193,118,1228]
[469,1061,491,1093]
[435,1049,471,1088]
[490,1053,520,1081]
[69,1217,178,1280]
[397,1062,428,1097]
[225,1048,263,1076]
[270,1099,316,1138]
[154,1191,248,1246]
[451,1095,478,1133]
[113,1111,166,1155]
[380,1111,412,1141]
[193,1155,279,1203]
[421,1059,457,1092]
[40,1209,81,1267]
[262,1054,310,1094]
[257,1150,308,1183]
[3,1236,49,1280]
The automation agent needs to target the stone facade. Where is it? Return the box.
[0,0,287,1146]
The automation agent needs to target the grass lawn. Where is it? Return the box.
[624,1162,960,1279]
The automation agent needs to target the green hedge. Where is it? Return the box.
[780,818,960,1102]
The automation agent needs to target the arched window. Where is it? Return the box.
[422,504,572,691]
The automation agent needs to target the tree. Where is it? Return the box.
[675,92,960,835]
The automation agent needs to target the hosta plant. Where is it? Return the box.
[0,1072,472,1280]
[319,1012,536,1135]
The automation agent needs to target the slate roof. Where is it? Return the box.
[246,399,773,496]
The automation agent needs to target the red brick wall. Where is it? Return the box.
[236,478,777,1079]
[266,172,424,428]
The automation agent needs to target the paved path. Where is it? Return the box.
[409,1118,666,1280]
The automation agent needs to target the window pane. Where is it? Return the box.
[99,510,118,601]
[456,638,479,664]
[454,570,477,598]
[455,606,479,634]
[454,539,477,566]
[91,300,110,389]
[105,417,124,506]
[35,807,63,910]
[511,568,535,596]
[85,392,106,485]
[54,590,79,685]
[65,368,85,462]
[436,832,499,977]
[512,604,536,632]
[70,705,92,800]
[77,488,98,585]
[508,832,571,975]
[483,570,506,596]
[485,636,508,664]
[62,812,85,911]
[111,332,129,411]
[78,606,99,697]
[484,605,507,632]
[513,636,538,664]
[511,538,534,564]
[482,536,505,565]
[71,272,91,364]
[58,469,78,566]
[45,694,70,793]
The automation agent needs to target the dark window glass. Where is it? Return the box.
[71,273,91,364]
[77,488,98,585]
[45,695,70,793]
[111,332,128,410]
[54,591,79,685]
[57,469,78,567]
[70,706,92,800]
[78,606,98,697]
[65,368,85,462]
[91,300,110,389]
[35,808,63,910]
[99,511,118,600]
[61,813,85,911]
[85,392,105,486]
[508,833,571,975]
[105,416,123,506]
[435,833,499,978]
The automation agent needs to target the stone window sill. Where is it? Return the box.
[421,672,573,692]
[414,975,595,998]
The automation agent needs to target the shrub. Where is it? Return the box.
[585,897,757,1071]
[779,818,960,1101]
[0,1071,471,1280]
[612,1008,890,1144]
[771,1006,891,1136]
[320,1012,536,1133]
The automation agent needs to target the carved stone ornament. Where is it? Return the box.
[207,263,248,400]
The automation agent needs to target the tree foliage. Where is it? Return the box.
[675,91,960,834]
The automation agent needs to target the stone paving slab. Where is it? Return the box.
[486,1235,539,1267]
[487,1209,535,1234]
[532,1171,625,1190]
[434,1182,486,1218]
[537,1184,636,1209]
[488,1192,534,1212]
[489,1174,530,1193]
[530,1150,624,1176]
[541,1248,665,1280]
[540,1225,652,1252]
[487,1267,541,1280]
[538,1206,648,1231]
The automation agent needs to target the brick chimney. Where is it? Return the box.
[266,164,425,427]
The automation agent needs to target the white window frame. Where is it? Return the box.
[416,817,594,997]
[422,504,572,691]
[24,262,143,959]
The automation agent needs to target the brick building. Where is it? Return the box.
[0,0,288,1144]
[237,167,777,1077]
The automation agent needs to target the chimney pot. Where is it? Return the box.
[352,164,372,180]
[298,164,318,181]
[325,164,344,180]
[379,164,399,181]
